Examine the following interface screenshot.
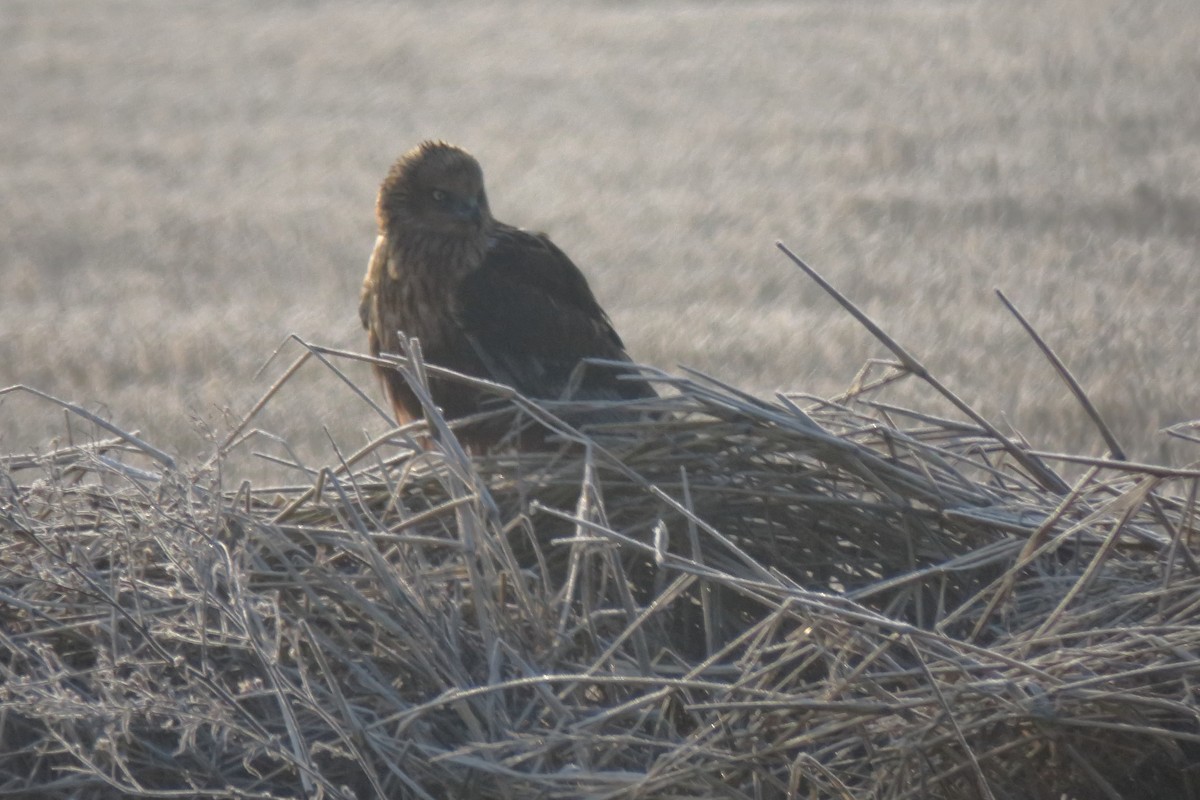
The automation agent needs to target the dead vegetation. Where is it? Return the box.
[3,250,1200,799]
[6,0,1200,464]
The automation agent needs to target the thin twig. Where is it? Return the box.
[995,289,1126,460]
[776,242,1069,495]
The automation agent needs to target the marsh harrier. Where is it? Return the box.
[359,141,655,447]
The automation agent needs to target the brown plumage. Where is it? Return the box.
[359,141,656,448]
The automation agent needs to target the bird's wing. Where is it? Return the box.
[455,225,656,401]
[359,234,388,332]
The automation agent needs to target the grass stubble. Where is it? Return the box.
[3,0,1200,469]
[2,246,1198,798]
[3,1,1200,795]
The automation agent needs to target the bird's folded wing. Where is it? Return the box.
[456,226,655,401]
[359,234,389,331]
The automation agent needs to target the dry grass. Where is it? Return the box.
[4,4,1200,791]
[2,0,1200,474]
[3,319,1200,797]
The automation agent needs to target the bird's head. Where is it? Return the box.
[377,141,492,236]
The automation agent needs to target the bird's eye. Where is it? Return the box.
[431,189,447,202]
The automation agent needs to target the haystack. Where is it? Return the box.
[2,250,1198,799]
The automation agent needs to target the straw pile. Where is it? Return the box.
[2,255,1199,799]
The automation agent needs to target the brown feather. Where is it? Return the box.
[360,141,654,449]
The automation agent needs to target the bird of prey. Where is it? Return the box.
[359,140,656,448]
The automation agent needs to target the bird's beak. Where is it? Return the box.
[454,197,482,224]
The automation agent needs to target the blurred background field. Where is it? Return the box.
[2,0,1198,477]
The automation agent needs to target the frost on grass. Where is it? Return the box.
[2,348,1199,800]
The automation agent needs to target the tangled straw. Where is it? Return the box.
[1,244,1198,799]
